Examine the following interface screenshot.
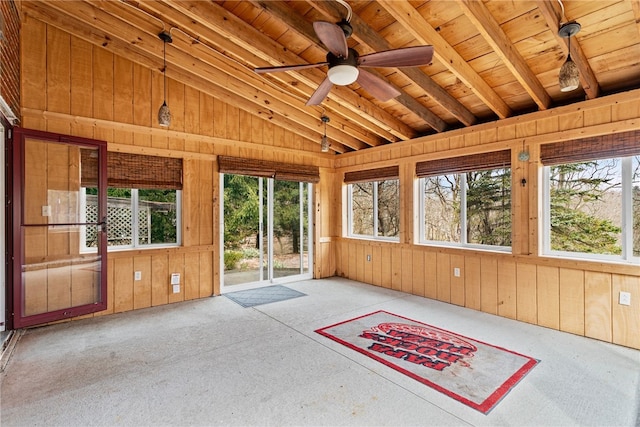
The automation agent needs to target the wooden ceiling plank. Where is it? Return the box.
[22,1,354,152]
[253,0,447,133]
[307,0,477,127]
[535,0,601,100]
[458,0,552,111]
[167,0,417,143]
[632,1,640,39]
[137,0,380,148]
[378,0,512,119]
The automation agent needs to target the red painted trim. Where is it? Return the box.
[315,310,539,414]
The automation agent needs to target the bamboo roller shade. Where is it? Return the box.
[343,166,399,183]
[416,150,511,177]
[81,150,183,190]
[217,156,320,183]
[540,130,640,165]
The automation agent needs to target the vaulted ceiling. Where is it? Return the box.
[22,0,640,153]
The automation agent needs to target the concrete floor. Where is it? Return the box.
[1,277,639,426]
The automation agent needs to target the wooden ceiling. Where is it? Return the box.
[22,1,640,153]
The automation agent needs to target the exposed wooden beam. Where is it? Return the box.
[536,0,600,99]
[252,0,447,133]
[305,0,477,127]
[378,0,512,119]
[23,1,355,152]
[101,0,375,150]
[161,0,418,143]
[457,0,552,111]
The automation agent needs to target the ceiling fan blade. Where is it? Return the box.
[306,77,334,106]
[358,45,434,68]
[356,69,401,102]
[254,62,328,74]
[313,21,348,58]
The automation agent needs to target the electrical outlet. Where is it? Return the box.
[134,271,142,281]
[171,273,180,285]
[366,254,371,262]
[41,205,51,217]
[453,267,460,277]
[619,291,631,306]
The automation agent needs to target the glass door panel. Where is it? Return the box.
[273,180,309,279]
[222,175,312,290]
[13,128,107,328]
[222,175,266,287]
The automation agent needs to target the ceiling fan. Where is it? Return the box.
[254,17,434,106]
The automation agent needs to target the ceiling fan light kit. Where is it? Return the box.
[328,64,359,85]
[558,21,581,92]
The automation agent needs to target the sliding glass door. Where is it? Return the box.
[222,174,312,290]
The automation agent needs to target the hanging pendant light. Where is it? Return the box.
[558,21,581,92]
[320,115,330,152]
[158,31,173,127]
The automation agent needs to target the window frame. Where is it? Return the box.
[81,187,182,251]
[346,178,400,242]
[416,167,512,252]
[541,155,639,264]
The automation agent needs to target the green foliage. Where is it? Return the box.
[549,162,622,254]
[223,176,308,255]
[273,180,306,253]
[550,206,621,254]
[224,250,243,271]
[466,169,511,246]
[140,189,177,244]
[242,247,261,258]
[223,175,261,249]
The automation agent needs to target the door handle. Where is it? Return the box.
[99,217,107,233]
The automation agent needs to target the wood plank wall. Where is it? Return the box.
[334,91,640,350]
[19,18,332,320]
[18,16,640,352]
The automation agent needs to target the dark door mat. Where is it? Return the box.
[224,285,306,308]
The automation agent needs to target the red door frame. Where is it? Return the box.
[10,127,108,328]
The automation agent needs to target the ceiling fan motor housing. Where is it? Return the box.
[327,48,359,66]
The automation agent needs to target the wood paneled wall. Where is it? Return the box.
[17,16,640,352]
[19,18,331,320]
[334,90,640,350]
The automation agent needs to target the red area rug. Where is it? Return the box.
[315,310,538,414]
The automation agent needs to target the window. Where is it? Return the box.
[541,131,640,262]
[416,151,511,250]
[542,156,639,262]
[345,166,400,241]
[83,188,181,249]
[80,152,183,250]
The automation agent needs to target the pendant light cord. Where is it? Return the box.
[163,38,167,102]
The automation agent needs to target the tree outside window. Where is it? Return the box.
[349,179,399,240]
[545,156,638,261]
[420,167,511,249]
